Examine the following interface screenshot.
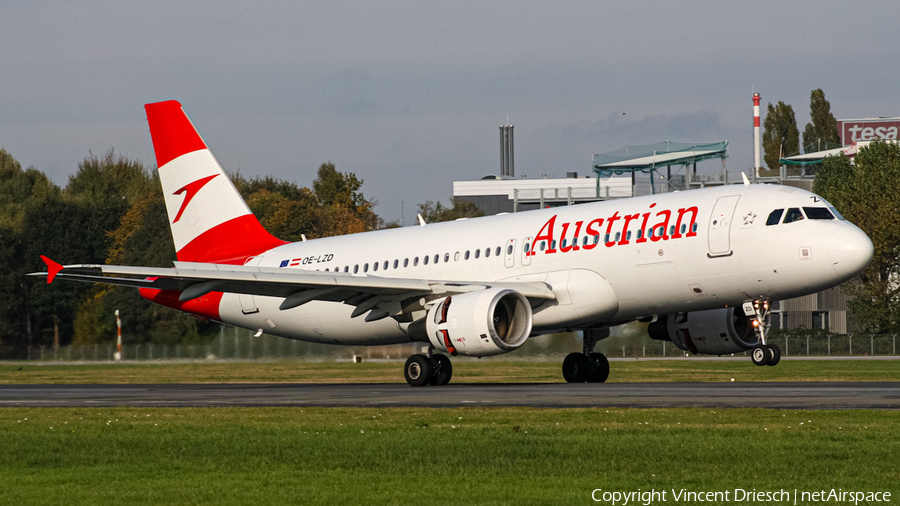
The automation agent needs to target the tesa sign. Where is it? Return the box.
[837,118,900,144]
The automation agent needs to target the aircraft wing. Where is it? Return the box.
[31,257,556,319]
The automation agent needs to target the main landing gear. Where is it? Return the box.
[747,300,781,367]
[563,328,610,383]
[404,349,453,387]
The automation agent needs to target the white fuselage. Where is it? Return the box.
[215,184,870,346]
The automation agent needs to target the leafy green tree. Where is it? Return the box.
[417,198,485,223]
[813,141,900,332]
[802,89,841,153]
[762,101,800,173]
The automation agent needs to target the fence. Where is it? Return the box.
[8,330,899,362]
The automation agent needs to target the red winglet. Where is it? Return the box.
[40,255,64,284]
[144,100,208,168]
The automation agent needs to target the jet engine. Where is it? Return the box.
[648,307,758,355]
[421,288,533,357]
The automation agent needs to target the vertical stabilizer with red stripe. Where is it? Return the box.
[145,100,286,264]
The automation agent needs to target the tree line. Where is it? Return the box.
[0,148,481,357]
[761,88,841,174]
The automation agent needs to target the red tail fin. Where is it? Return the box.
[144,101,286,264]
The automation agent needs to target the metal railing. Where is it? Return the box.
[8,332,898,362]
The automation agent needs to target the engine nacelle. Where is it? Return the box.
[424,288,533,357]
[648,307,758,355]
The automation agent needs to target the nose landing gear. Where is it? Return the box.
[747,300,781,366]
[563,328,611,383]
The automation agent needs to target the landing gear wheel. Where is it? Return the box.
[766,344,781,366]
[404,354,434,387]
[586,353,610,383]
[429,354,453,386]
[751,345,770,366]
[562,353,592,383]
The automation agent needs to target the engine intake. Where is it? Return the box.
[648,307,758,355]
[422,288,533,357]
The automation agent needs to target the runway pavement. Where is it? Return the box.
[1,382,898,409]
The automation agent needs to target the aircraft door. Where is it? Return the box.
[240,256,262,314]
[708,195,740,257]
[505,239,516,268]
[521,236,533,266]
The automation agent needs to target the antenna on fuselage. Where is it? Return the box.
[417,214,427,226]
[741,172,751,186]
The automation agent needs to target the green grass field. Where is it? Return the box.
[2,358,899,384]
[1,407,897,505]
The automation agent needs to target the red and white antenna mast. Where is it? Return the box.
[753,93,761,181]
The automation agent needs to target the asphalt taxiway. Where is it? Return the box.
[1,382,898,409]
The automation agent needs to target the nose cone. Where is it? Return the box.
[828,226,874,280]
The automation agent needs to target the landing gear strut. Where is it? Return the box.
[747,300,781,367]
[563,328,610,383]
[404,348,453,386]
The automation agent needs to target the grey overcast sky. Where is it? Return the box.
[2,1,898,223]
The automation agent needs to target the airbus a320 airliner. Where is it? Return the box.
[35,101,874,386]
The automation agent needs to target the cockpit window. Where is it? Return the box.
[829,206,846,220]
[766,209,784,226]
[803,207,834,220]
[783,208,804,224]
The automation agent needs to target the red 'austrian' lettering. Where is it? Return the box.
[528,204,700,256]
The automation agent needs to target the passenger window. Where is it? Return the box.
[680,224,686,234]
[594,235,600,244]
[626,231,632,241]
[804,207,834,220]
[414,257,419,266]
[615,232,621,242]
[549,241,555,251]
[561,239,567,248]
[403,258,409,267]
[766,209,784,226]
[485,248,491,258]
[691,223,698,232]
[783,208,804,224]
[364,263,369,272]
[393,260,398,269]
[454,252,460,261]
[604,234,609,243]
[344,266,349,273]
[383,260,389,270]
[424,255,429,265]
[475,249,481,259]
[434,254,439,264]
[444,253,449,263]
[495,246,501,256]
[669,225,675,236]
[540,241,546,251]
[465,250,470,260]
[353,265,359,274]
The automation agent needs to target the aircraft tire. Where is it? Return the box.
[562,353,592,383]
[404,354,434,387]
[586,353,610,383]
[750,345,770,366]
[429,354,453,386]
[767,344,781,366]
